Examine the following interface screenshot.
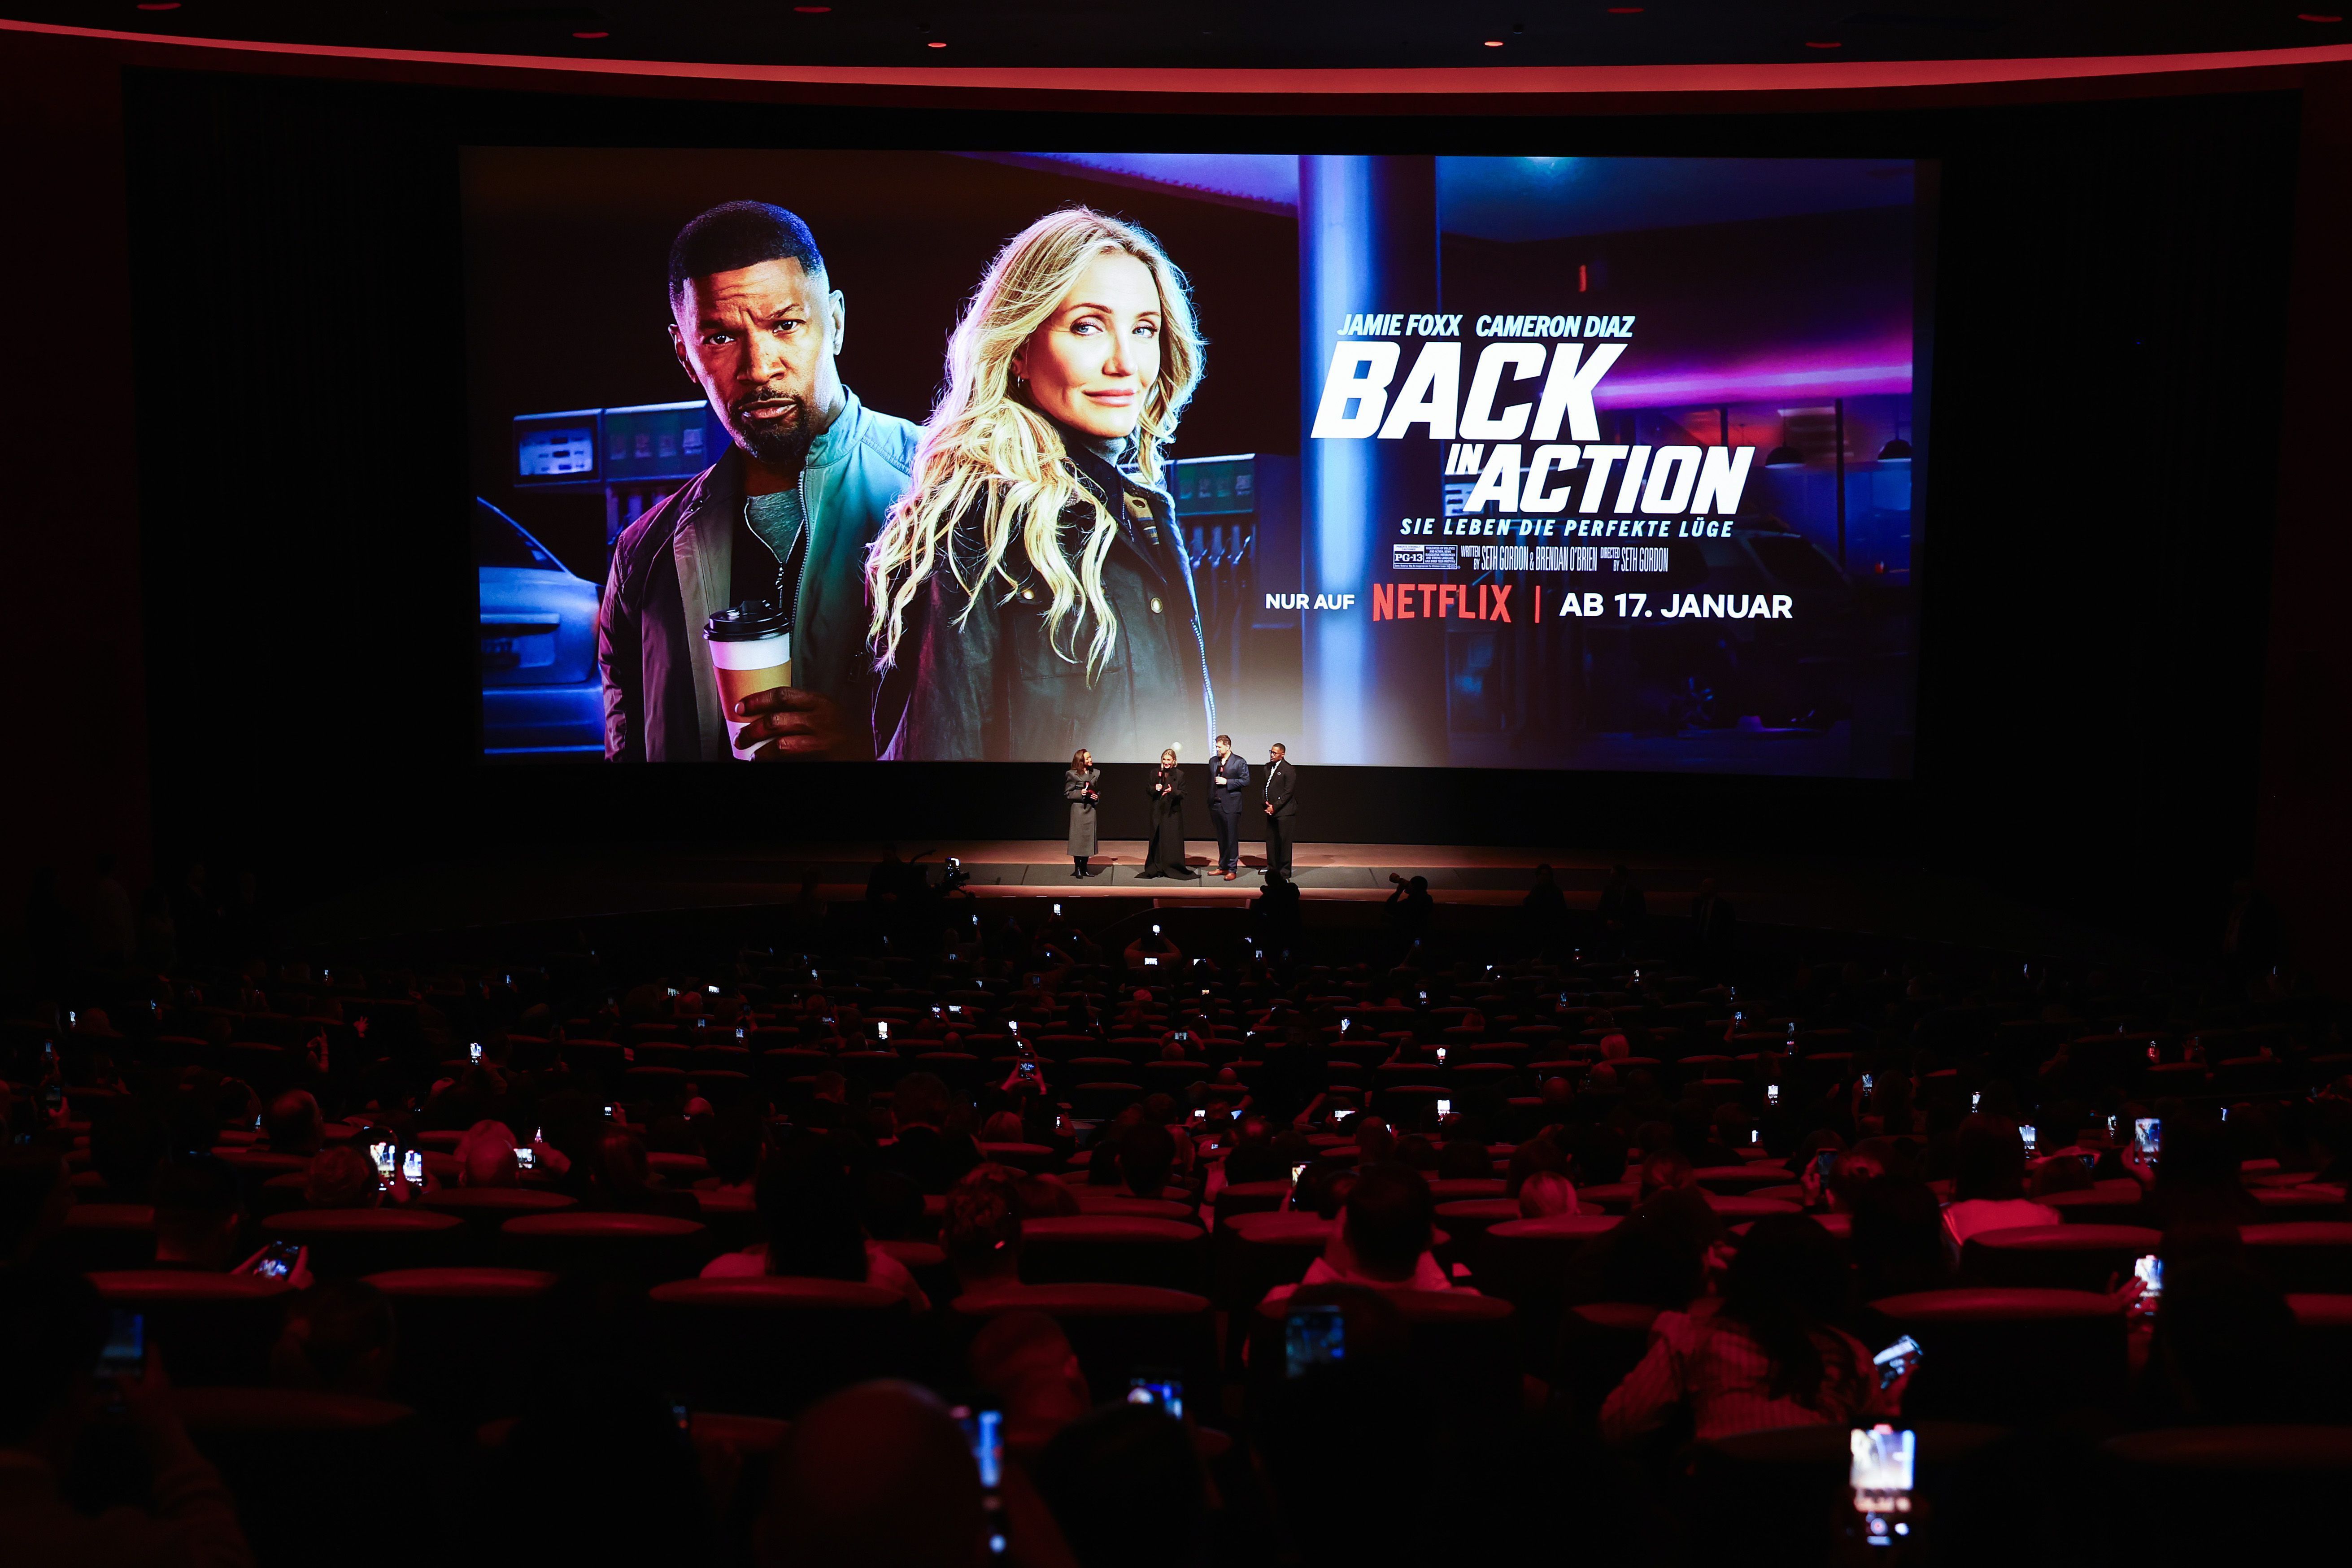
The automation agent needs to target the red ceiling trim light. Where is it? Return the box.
[6,15,2352,95]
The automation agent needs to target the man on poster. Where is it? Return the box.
[1261,742,1298,880]
[598,201,920,761]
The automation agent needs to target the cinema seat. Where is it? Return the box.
[1248,1287,1520,1431]
[691,1186,763,1251]
[1574,1181,1642,1214]
[2250,1185,2346,1220]
[1686,1420,2012,1560]
[1703,1194,1800,1221]
[1144,1061,1210,1092]
[1553,1301,1662,1420]
[364,1267,560,1423]
[977,1141,1059,1175]
[872,1238,953,1306]
[2042,1181,2151,1224]
[1069,1192,1201,1224]
[176,1388,428,1567]
[262,1208,466,1279]
[500,1211,711,1289]
[1425,1177,1507,1202]
[1222,1212,1336,1312]
[419,1187,578,1259]
[1211,1180,1294,1230]
[1961,1224,2161,1291]
[1691,1164,1795,1194]
[61,1202,155,1270]
[2290,1295,2352,1415]
[1432,1198,1521,1263]
[2099,1427,2352,1562]
[2244,1224,2352,1293]
[648,1277,911,1417]
[954,1283,1217,1406]
[1071,1081,1146,1119]
[1874,1288,2129,1422]
[89,1270,292,1386]
[1476,1214,1621,1355]
[1020,1215,1211,1294]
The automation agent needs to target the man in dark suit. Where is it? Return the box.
[1208,733,1250,881]
[1261,742,1298,879]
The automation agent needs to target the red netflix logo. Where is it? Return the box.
[1371,582,1517,622]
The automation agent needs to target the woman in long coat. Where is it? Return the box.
[1140,746,1197,880]
[1065,749,1102,879]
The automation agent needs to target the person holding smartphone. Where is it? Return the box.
[1601,1214,1902,1446]
[1940,1115,2061,1262]
[0,1267,255,1567]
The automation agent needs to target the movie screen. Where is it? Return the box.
[466,148,1924,774]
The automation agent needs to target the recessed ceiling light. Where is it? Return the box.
[1805,39,1842,48]
[928,39,946,47]
[793,4,832,10]
[2298,10,2344,19]
[1606,5,1643,11]
[1484,38,1505,46]
[135,2,181,9]
[573,29,608,38]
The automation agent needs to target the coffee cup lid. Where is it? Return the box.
[704,599,791,641]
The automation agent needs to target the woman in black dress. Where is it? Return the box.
[1065,749,1102,879]
[1141,746,1197,880]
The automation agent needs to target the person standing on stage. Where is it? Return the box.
[1261,742,1298,879]
[1141,747,1198,880]
[1208,733,1250,881]
[1065,748,1102,880]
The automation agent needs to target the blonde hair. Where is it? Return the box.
[866,207,1202,680]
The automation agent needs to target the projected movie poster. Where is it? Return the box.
[466,150,1922,775]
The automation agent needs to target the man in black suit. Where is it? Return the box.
[1208,733,1250,881]
[1261,742,1298,879]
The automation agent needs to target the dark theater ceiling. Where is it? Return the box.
[4,0,2346,72]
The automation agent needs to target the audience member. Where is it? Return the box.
[154,1157,248,1267]
[457,1121,521,1188]
[1264,1164,1464,1303]
[1845,1176,1951,1302]
[0,1264,255,1567]
[1116,1122,1178,1200]
[1600,1215,1896,1445]
[1941,1116,2060,1259]
[942,1173,1026,1304]
[1518,1170,1580,1218]
[2140,1254,2300,1423]
[301,1145,383,1211]
[705,1144,930,1310]
[261,1091,324,1157]
[969,1311,1091,1459]
[883,1073,981,1194]
[1034,1402,1205,1568]
[758,1381,996,1568]
[0,1150,69,1265]
[584,1131,700,1219]
[1637,1147,1698,1202]
[270,1280,397,1397]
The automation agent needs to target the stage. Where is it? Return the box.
[839,840,1626,901]
[283,839,2152,971]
